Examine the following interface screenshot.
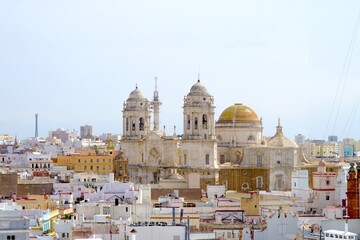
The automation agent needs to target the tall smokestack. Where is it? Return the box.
[35,113,38,138]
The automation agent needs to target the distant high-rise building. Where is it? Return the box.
[295,134,305,145]
[80,125,93,138]
[49,129,77,143]
[328,135,338,142]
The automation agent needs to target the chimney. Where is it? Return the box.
[180,208,184,224]
[172,207,176,226]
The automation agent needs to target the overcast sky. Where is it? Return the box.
[1,1,360,141]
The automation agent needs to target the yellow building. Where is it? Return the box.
[219,167,270,193]
[241,191,261,216]
[113,151,130,181]
[314,144,337,158]
[55,152,113,174]
[16,194,54,210]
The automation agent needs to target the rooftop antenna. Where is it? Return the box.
[197,65,201,82]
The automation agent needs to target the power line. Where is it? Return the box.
[323,11,360,139]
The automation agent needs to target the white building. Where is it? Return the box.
[27,152,53,172]
[291,169,311,200]
[121,80,304,192]
[125,224,187,240]
[309,160,337,213]
[121,81,218,187]
[334,166,348,207]
[0,210,30,240]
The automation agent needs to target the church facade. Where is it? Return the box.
[120,80,302,192]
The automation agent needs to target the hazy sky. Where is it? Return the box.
[1,1,360,141]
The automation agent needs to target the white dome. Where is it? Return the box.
[127,87,146,101]
[187,80,210,96]
[267,120,298,148]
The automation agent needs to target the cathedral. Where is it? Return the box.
[120,79,303,192]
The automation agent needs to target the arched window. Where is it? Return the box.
[202,114,208,129]
[132,120,136,131]
[248,135,255,141]
[139,117,144,131]
[256,176,263,188]
[256,154,263,167]
[194,117,198,129]
[187,115,190,130]
[126,118,129,131]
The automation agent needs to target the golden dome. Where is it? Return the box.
[218,103,259,123]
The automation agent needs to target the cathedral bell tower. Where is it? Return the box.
[122,86,151,140]
[183,79,215,140]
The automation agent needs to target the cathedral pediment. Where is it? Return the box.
[144,131,163,140]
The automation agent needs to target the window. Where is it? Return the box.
[187,115,190,130]
[256,176,263,188]
[139,117,144,131]
[326,195,330,201]
[194,117,198,129]
[276,175,283,189]
[7,236,15,240]
[126,118,129,131]
[248,135,255,141]
[103,206,110,214]
[205,154,210,165]
[132,120,136,131]
[184,154,187,165]
[220,155,225,164]
[202,114,208,129]
[256,155,263,167]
